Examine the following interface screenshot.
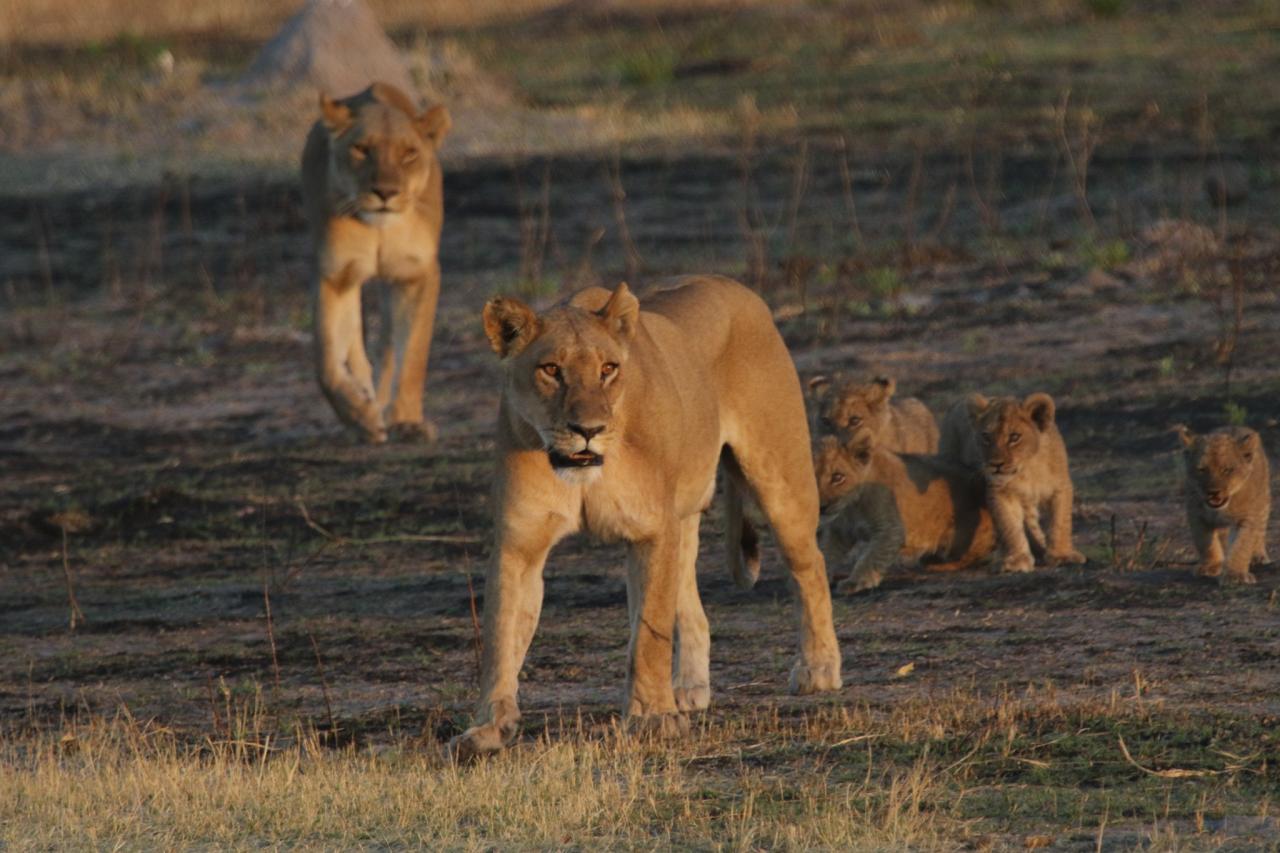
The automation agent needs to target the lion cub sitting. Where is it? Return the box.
[814,435,994,592]
[809,375,939,454]
[939,392,1085,573]
[1176,425,1271,584]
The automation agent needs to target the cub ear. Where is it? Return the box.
[482,296,541,359]
[1023,392,1056,431]
[965,393,989,419]
[807,375,832,400]
[869,376,896,403]
[598,282,639,342]
[1172,424,1196,450]
[1237,430,1259,460]
[415,104,452,144]
[319,93,353,132]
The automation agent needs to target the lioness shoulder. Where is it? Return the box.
[809,375,939,455]
[938,392,1084,573]
[813,435,994,592]
[1176,425,1271,584]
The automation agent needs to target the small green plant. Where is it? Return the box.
[615,47,679,87]
[1157,355,1175,378]
[1224,401,1248,426]
[1081,238,1130,270]
[865,266,903,300]
[1084,0,1126,17]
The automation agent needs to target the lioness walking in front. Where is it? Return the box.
[452,276,842,758]
[301,82,451,443]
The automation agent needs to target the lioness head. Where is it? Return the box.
[483,284,640,482]
[809,375,895,446]
[813,434,873,509]
[966,393,1055,486]
[1176,426,1260,512]
[318,82,451,222]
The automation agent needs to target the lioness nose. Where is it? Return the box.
[569,423,605,441]
[372,186,399,202]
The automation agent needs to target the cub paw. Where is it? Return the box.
[388,419,439,444]
[1047,549,1087,567]
[836,570,883,594]
[789,656,842,694]
[673,682,711,712]
[1001,553,1035,573]
[448,721,515,762]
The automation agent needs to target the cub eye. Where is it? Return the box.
[831,472,846,486]
[1009,432,1021,445]
[846,416,862,427]
[539,363,560,379]
[1223,467,1234,476]
[403,148,419,163]
[601,362,618,379]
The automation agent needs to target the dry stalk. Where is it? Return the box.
[736,99,767,289]
[262,582,282,692]
[1054,90,1099,234]
[308,632,337,736]
[606,148,643,280]
[835,134,865,251]
[58,526,86,632]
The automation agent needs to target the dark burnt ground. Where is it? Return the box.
[2,144,1279,841]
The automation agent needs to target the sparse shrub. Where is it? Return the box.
[615,47,678,87]
[1081,238,1129,270]
[1224,401,1248,426]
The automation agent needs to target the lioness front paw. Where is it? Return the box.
[448,721,516,762]
[626,712,690,739]
[1197,561,1224,578]
[388,419,439,444]
[789,656,842,694]
[1221,570,1258,586]
[1047,549,1087,567]
[673,682,711,712]
[836,571,883,594]
[1001,553,1035,573]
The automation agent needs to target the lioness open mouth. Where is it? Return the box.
[548,450,604,468]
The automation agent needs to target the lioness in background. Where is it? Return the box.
[814,435,994,592]
[809,375,939,454]
[1176,425,1271,584]
[301,82,451,443]
[451,276,842,759]
[940,392,1086,573]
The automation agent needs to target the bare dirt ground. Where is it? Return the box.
[2,143,1280,846]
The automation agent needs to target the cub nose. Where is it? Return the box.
[371,186,399,202]
[569,423,605,441]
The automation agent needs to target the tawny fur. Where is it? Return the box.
[450,276,842,760]
[1176,425,1271,585]
[301,82,451,443]
[813,435,994,592]
[938,392,1085,573]
[809,375,939,454]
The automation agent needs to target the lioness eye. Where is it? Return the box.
[403,148,418,163]
[831,473,845,485]
[539,363,560,379]
[1223,467,1233,476]
[1009,432,1021,445]
[601,362,618,379]
[847,416,861,427]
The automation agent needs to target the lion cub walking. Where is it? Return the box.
[814,435,994,592]
[1176,425,1271,584]
[809,375,939,454]
[939,392,1085,573]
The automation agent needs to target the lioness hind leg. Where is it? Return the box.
[673,514,711,712]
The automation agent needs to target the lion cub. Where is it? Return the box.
[814,435,994,592]
[1176,425,1271,584]
[809,375,939,454]
[939,392,1085,573]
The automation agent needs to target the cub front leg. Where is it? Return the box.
[990,492,1034,572]
[624,531,686,734]
[1188,514,1224,578]
[1223,523,1263,585]
[1045,484,1086,566]
[314,262,386,443]
[378,263,442,442]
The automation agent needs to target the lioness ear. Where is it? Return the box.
[415,105,451,144]
[1023,392,1056,431]
[807,375,832,400]
[482,296,540,359]
[1172,424,1196,450]
[320,93,352,132]
[598,282,639,342]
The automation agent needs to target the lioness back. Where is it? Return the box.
[1177,425,1271,584]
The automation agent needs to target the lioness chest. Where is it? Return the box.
[327,210,439,282]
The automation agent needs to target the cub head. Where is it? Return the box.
[483,284,640,483]
[966,392,1055,486]
[813,434,874,509]
[318,82,451,222]
[1176,426,1261,511]
[809,375,896,446]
